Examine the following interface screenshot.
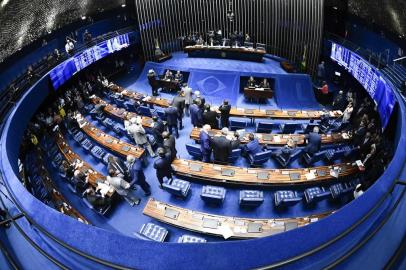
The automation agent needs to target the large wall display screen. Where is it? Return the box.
[50,33,129,90]
[330,42,396,128]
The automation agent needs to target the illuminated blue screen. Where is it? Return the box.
[50,33,130,90]
[330,42,396,128]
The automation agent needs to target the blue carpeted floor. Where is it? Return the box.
[40,56,353,242]
[122,52,319,110]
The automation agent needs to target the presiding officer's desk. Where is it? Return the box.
[184,45,266,62]
[190,127,351,146]
[143,198,331,239]
[156,76,181,92]
[243,87,274,100]
[90,96,154,128]
[108,83,343,120]
[171,159,362,186]
[55,132,115,197]
[77,116,145,159]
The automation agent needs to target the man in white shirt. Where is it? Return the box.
[65,38,75,55]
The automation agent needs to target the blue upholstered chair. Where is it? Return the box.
[114,97,125,108]
[239,190,264,207]
[51,153,63,169]
[274,190,302,207]
[177,235,207,243]
[301,123,319,134]
[139,223,168,242]
[84,104,94,112]
[228,148,242,163]
[112,123,126,136]
[325,146,353,162]
[330,179,360,199]
[156,109,167,121]
[229,119,248,131]
[95,113,105,123]
[162,179,191,198]
[80,138,93,151]
[248,149,273,167]
[186,144,202,160]
[82,197,111,215]
[279,123,303,134]
[102,118,115,129]
[256,121,277,133]
[90,146,106,161]
[73,131,85,143]
[138,105,154,118]
[304,187,331,204]
[124,100,137,112]
[303,150,327,166]
[89,108,99,119]
[201,185,226,204]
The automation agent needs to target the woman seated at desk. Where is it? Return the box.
[164,69,174,80]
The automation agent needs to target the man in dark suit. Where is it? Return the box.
[304,127,321,155]
[332,90,347,111]
[203,104,219,129]
[164,105,179,138]
[107,156,129,181]
[200,124,212,162]
[243,133,262,156]
[212,128,232,163]
[163,131,177,161]
[153,148,173,188]
[151,115,165,147]
[190,99,202,127]
[218,99,231,128]
[126,155,151,196]
[147,69,159,96]
[172,92,186,130]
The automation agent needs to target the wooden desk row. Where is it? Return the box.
[36,147,90,224]
[78,117,145,159]
[243,87,274,100]
[109,84,170,108]
[171,159,361,186]
[143,198,331,239]
[90,96,154,128]
[55,132,115,197]
[190,127,350,146]
[108,83,342,120]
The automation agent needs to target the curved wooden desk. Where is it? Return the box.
[78,117,145,159]
[90,96,154,128]
[143,198,331,239]
[55,132,115,197]
[171,159,361,186]
[190,127,350,146]
[108,83,342,120]
[36,147,90,224]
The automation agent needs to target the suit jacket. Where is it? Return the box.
[165,107,179,126]
[199,131,211,154]
[304,132,321,154]
[107,158,129,179]
[183,87,192,105]
[172,96,185,116]
[190,104,201,127]
[219,104,231,119]
[127,159,146,186]
[245,139,262,156]
[151,120,165,141]
[231,138,241,149]
[153,155,172,179]
[106,175,130,196]
[203,110,219,129]
[212,136,232,162]
[273,146,293,161]
[164,135,177,160]
[127,123,148,145]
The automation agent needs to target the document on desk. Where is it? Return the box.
[273,135,281,143]
[330,169,339,178]
[305,171,316,180]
